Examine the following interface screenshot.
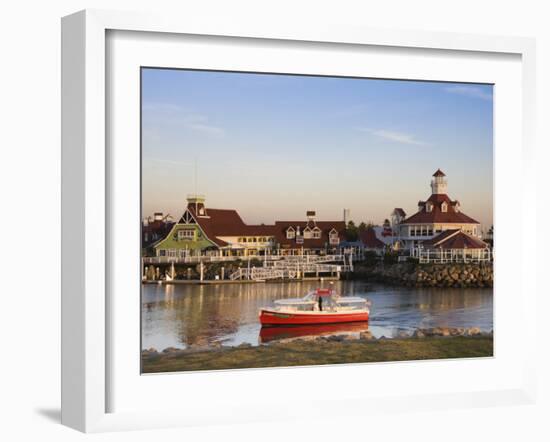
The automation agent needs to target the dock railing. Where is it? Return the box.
[412,247,493,264]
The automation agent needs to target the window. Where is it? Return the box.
[159,249,166,257]
[426,202,433,212]
[286,228,295,239]
[441,202,448,212]
[313,228,321,239]
[329,229,339,244]
[303,227,312,239]
[296,236,304,244]
[177,229,195,240]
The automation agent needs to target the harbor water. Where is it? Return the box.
[142,280,493,350]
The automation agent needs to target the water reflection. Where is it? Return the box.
[141,280,493,350]
[259,322,370,343]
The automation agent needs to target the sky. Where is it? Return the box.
[142,68,494,229]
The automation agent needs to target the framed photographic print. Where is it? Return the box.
[61,9,537,432]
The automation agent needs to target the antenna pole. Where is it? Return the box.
[194,157,198,213]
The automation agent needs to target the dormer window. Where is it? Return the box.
[303,226,313,239]
[329,228,339,245]
[286,227,295,239]
[426,202,433,213]
[313,227,321,239]
[441,202,448,212]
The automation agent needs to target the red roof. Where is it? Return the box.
[187,206,277,247]
[423,229,487,249]
[274,221,346,248]
[359,227,385,249]
[187,204,344,249]
[432,169,446,177]
[402,194,479,224]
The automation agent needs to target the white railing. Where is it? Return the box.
[143,253,348,265]
[143,255,282,265]
[264,254,345,266]
[229,263,349,281]
[413,248,493,264]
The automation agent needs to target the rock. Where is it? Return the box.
[342,334,360,341]
[466,327,481,336]
[413,330,425,338]
[396,330,410,339]
[237,342,252,348]
[327,335,347,342]
[360,331,374,340]
[450,328,464,336]
[141,349,159,358]
[162,347,180,353]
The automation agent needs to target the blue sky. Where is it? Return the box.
[142,68,493,229]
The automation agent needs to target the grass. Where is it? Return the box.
[142,335,493,373]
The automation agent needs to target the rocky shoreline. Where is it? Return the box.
[352,262,493,288]
[143,260,493,288]
[142,326,491,358]
[142,328,493,373]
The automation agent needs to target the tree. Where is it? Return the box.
[358,222,367,233]
[345,220,359,241]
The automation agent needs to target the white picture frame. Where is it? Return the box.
[61,9,537,433]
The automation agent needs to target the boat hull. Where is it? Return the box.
[259,309,369,326]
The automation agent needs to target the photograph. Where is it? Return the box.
[140,68,494,373]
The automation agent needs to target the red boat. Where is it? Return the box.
[259,288,370,326]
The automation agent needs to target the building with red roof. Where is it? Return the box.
[152,196,345,257]
[142,212,175,248]
[423,229,487,250]
[394,170,485,250]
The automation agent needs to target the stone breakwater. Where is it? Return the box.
[352,262,493,288]
[141,327,492,359]
[141,328,494,372]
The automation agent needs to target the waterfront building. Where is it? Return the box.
[151,196,345,257]
[394,169,484,250]
[273,210,345,254]
[340,226,386,256]
[142,212,174,248]
[359,226,386,250]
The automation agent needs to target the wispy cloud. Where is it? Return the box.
[182,115,225,136]
[143,103,225,136]
[147,158,194,167]
[357,127,428,146]
[444,85,492,101]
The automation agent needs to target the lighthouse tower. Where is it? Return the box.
[430,169,448,195]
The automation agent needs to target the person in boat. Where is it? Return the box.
[318,295,323,311]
